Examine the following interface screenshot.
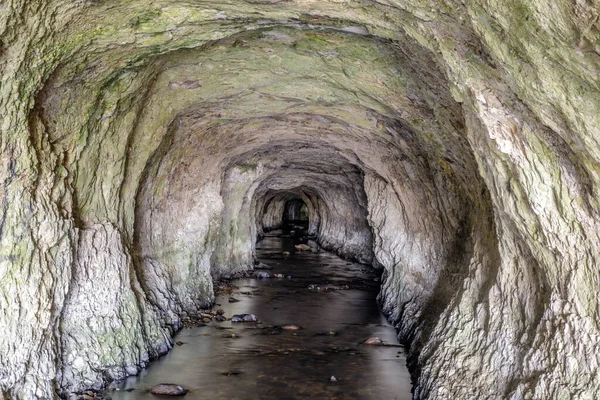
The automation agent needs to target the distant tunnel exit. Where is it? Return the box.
[283,199,309,222]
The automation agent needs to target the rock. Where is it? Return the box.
[215,315,226,322]
[215,309,225,315]
[282,251,290,257]
[281,324,301,331]
[254,270,273,279]
[175,341,185,346]
[274,273,284,278]
[150,384,188,396]
[364,337,384,345]
[228,297,240,303]
[330,376,338,382]
[231,314,258,323]
[295,244,311,251]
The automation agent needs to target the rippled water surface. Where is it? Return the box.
[113,231,412,399]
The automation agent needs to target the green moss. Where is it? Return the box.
[236,163,257,173]
[129,8,162,28]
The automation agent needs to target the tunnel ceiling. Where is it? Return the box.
[2,0,600,399]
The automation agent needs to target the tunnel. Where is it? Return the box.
[1,1,600,399]
[282,199,308,224]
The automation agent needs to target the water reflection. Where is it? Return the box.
[113,231,412,399]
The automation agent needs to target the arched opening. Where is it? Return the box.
[283,199,309,226]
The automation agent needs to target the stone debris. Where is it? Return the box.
[150,384,188,396]
[254,270,273,279]
[364,337,384,345]
[281,324,302,331]
[231,314,258,323]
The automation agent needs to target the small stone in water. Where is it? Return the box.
[254,270,273,279]
[330,376,338,382]
[215,309,225,315]
[231,313,258,323]
[364,337,384,345]
[281,324,301,331]
[282,251,290,256]
[228,297,240,303]
[274,273,284,278]
[150,384,188,396]
[215,315,226,322]
[175,341,184,346]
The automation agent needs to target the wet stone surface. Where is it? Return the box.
[112,231,411,399]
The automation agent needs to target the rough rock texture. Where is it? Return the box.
[1,1,600,399]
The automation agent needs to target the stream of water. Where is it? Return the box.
[112,230,412,399]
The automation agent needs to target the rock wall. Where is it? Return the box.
[1,1,600,399]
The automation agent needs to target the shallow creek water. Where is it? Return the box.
[113,231,412,399]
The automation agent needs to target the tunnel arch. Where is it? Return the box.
[2,2,600,399]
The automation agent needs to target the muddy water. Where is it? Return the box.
[112,231,412,399]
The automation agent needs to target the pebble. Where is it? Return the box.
[364,336,384,345]
[274,273,284,279]
[282,251,290,256]
[295,244,310,251]
[214,315,226,322]
[254,270,273,279]
[231,313,258,323]
[281,324,301,331]
[228,297,240,303]
[175,341,185,346]
[330,376,338,382]
[150,384,188,396]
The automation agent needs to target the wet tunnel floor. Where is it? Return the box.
[113,231,412,399]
